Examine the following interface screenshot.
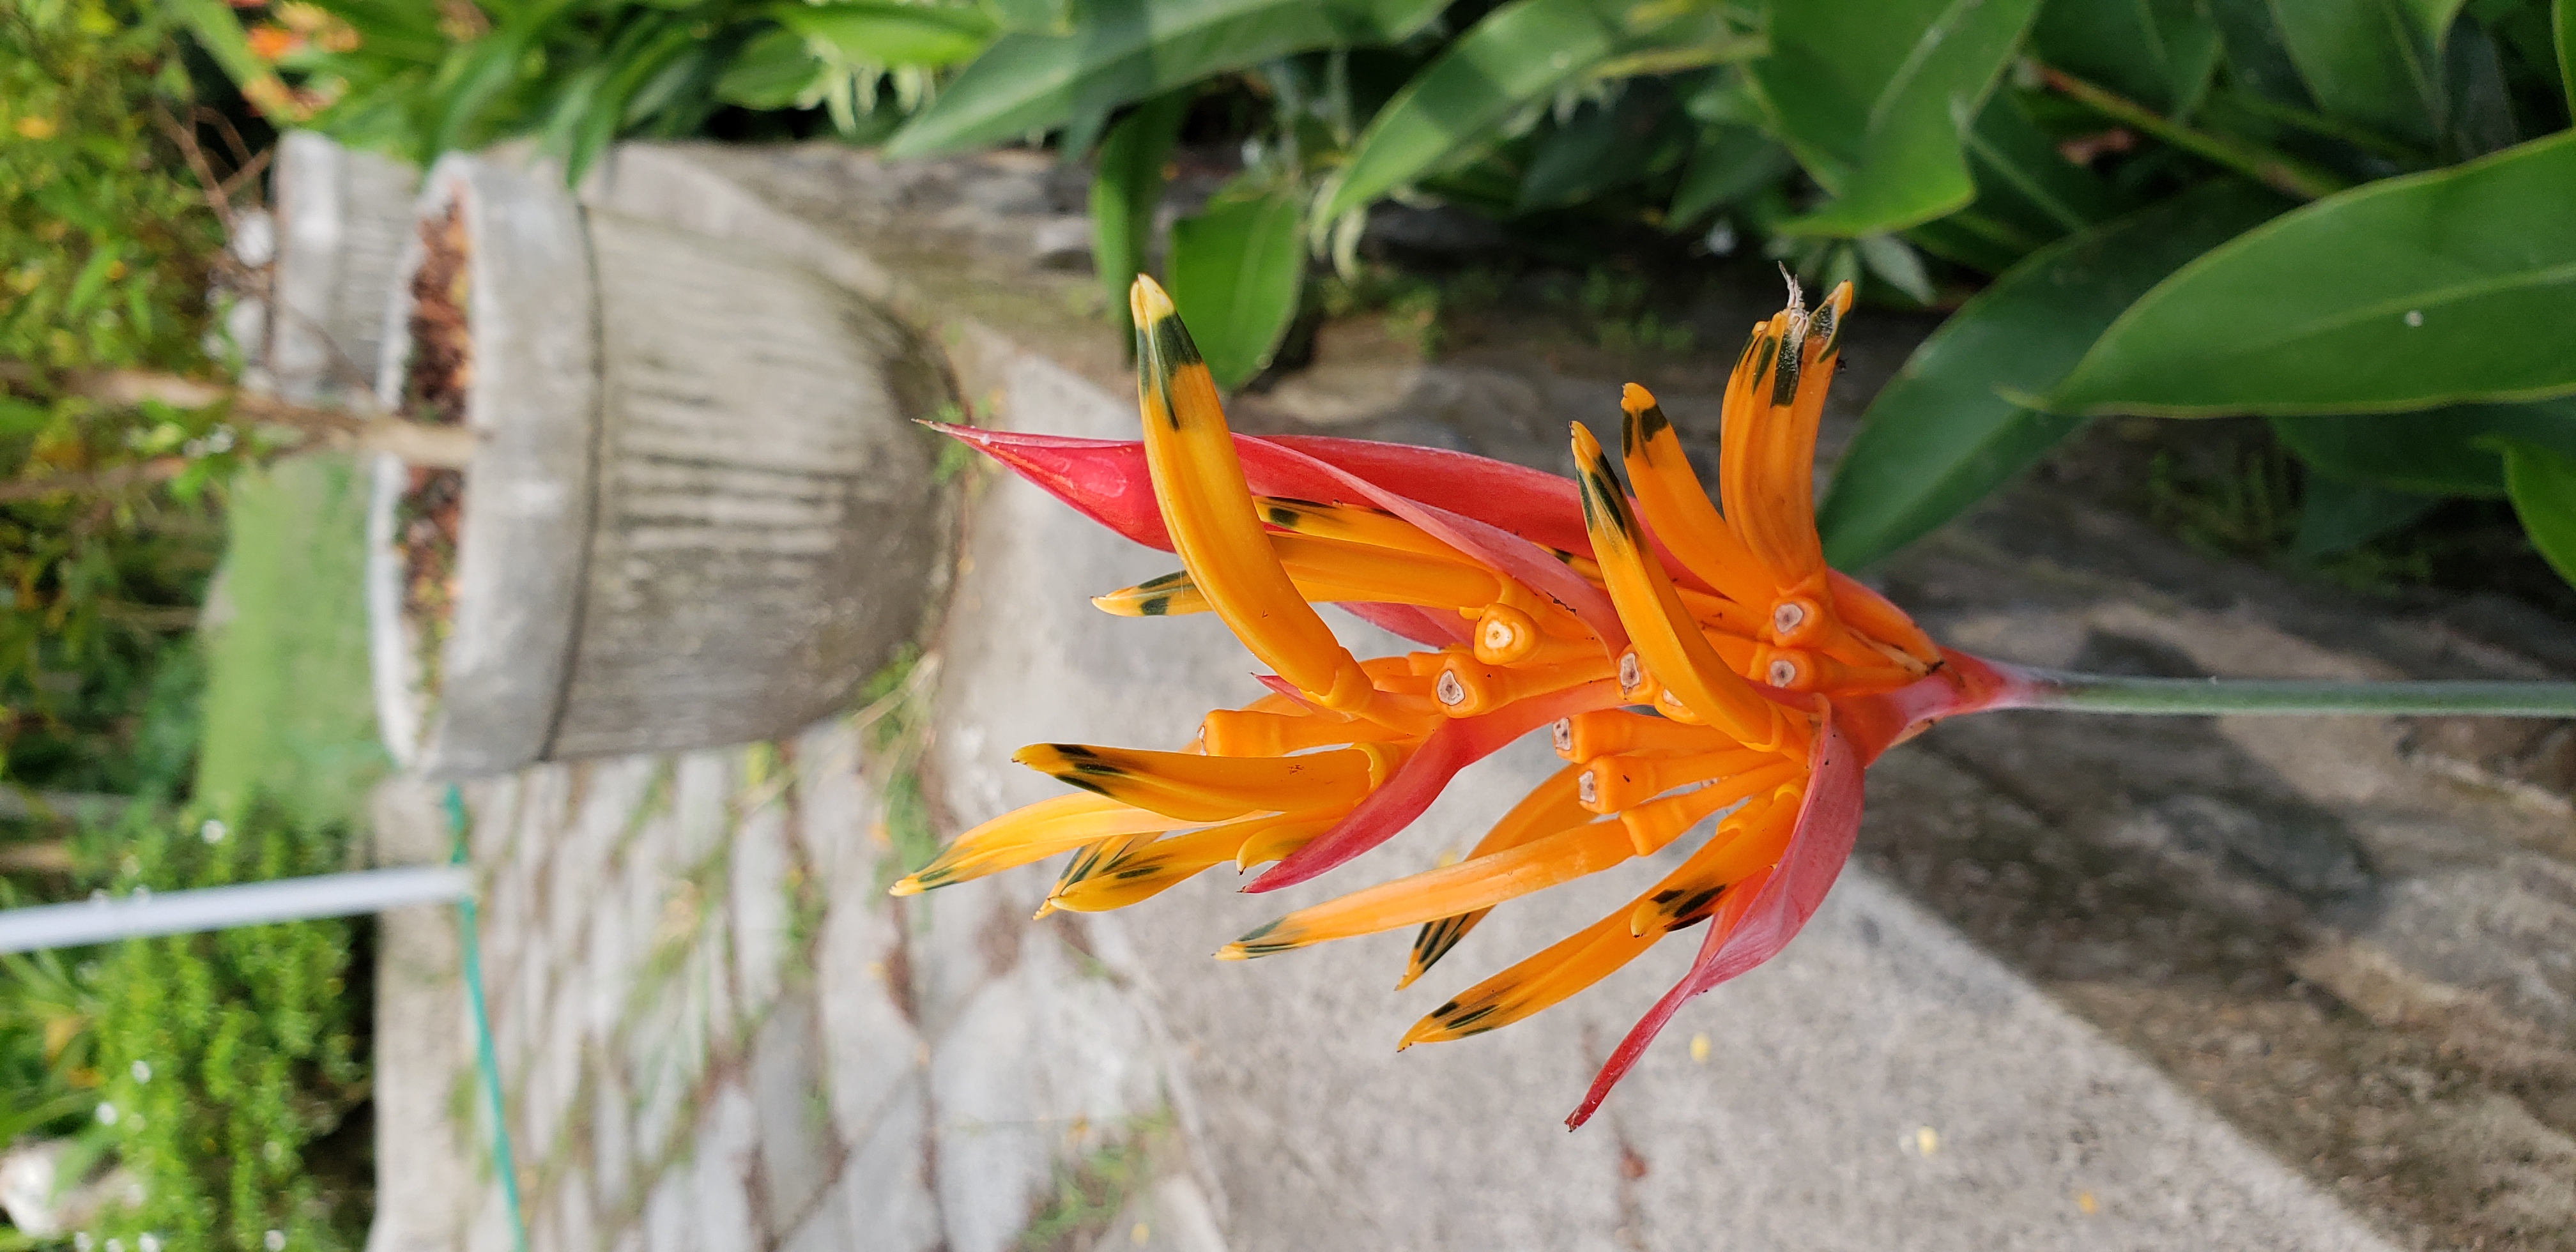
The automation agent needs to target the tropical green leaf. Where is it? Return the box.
[2043,130,2576,418]
[2290,475,2441,559]
[1517,83,1692,211]
[1092,92,1191,344]
[2269,0,2443,146]
[1320,0,1635,220]
[1668,124,1793,225]
[886,0,1444,157]
[771,1,999,67]
[1818,181,2285,569]
[2029,0,2223,114]
[2496,436,2576,588]
[1754,0,2045,238]
[716,27,827,108]
[1855,234,1933,303]
[2210,0,2314,105]
[2405,0,2470,51]
[2269,397,2576,496]
[2556,0,2576,116]
[1954,91,2130,248]
[988,0,1075,33]
[1166,184,1307,389]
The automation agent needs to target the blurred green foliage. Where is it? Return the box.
[75,794,371,1251]
[190,0,2576,584]
[1,0,238,805]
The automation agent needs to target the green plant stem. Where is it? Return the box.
[2034,65,2350,202]
[2205,88,2430,165]
[2015,668,2576,717]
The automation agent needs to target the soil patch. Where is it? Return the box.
[397,201,470,708]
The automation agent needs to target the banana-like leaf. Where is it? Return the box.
[885,0,1443,157]
[2557,0,2576,116]
[1668,124,1793,225]
[1167,183,1308,388]
[1092,93,1191,342]
[717,27,828,109]
[1754,0,2045,238]
[2030,0,2222,114]
[2497,437,2576,589]
[2269,397,2576,497]
[2269,0,2443,146]
[770,1,998,67]
[1818,181,2285,569]
[1321,0,1734,220]
[2290,475,2439,559]
[2044,130,2576,418]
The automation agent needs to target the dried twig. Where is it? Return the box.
[3,366,480,475]
[0,459,187,504]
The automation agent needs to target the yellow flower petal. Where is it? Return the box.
[892,793,1197,895]
[1571,422,1808,755]
[1013,741,1393,823]
[1131,277,1392,721]
[1220,819,1636,959]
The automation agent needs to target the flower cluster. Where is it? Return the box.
[893,276,2027,1125]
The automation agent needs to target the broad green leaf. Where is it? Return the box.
[2269,397,2576,496]
[772,1,998,67]
[2269,0,2442,146]
[2044,130,2576,418]
[1166,185,1307,389]
[1517,84,1692,211]
[987,0,1074,33]
[2030,0,2223,114]
[1092,92,1190,343]
[1668,124,1793,225]
[2210,0,2313,105]
[1753,0,2045,238]
[2560,0,2575,117]
[2496,438,2576,588]
[1905,211,2044,275]
[2404,0,2470,51]
[886,0,1443,157]
[1818,181,2285,569]
[1319,0,1634,220]
[716,27,827,108]
[2441,21,2518,158]
[2290,475,2439,558]
[1956,91,2129,247]
[1855,234,1933,303]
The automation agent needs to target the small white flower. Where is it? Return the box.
[132,1060,152,1083]
[201,819,227,844]
[265,1230,286,1251]
[96,1103,119,1126]
[140,1235,162,1252]
[75,1234,92,1251]
[106,1239,122,1252]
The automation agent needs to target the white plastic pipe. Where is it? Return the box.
[0,866,473,955]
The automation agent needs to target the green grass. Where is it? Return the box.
[194,454,388,832]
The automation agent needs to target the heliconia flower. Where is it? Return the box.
[893,274,2045,1127]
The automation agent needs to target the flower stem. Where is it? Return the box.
[2007,667,2576,717]
[2034,64,2350,202]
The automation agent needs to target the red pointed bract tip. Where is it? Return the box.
[912,278,2012,1126]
